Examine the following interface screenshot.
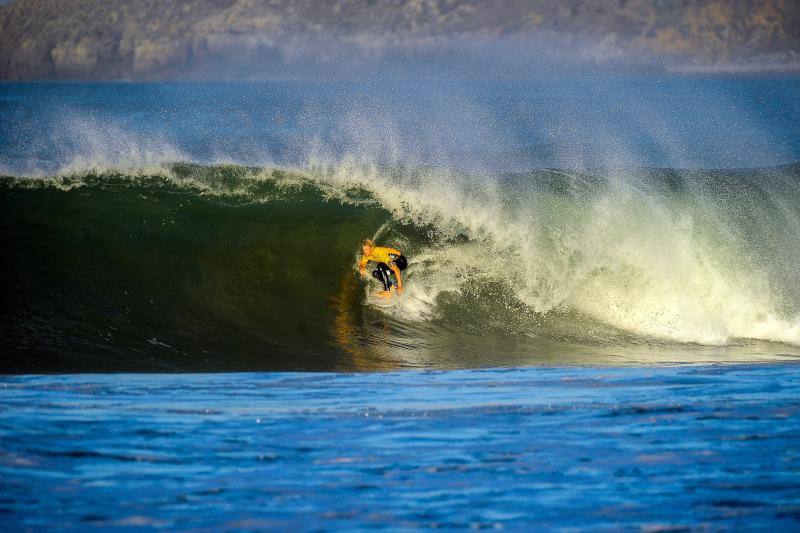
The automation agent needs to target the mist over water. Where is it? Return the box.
[2,76,798,174]
[1,76,800,371]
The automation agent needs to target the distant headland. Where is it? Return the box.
[1,0,798,80]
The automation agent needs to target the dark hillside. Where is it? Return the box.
[1,0,798,79]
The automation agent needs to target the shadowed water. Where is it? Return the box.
[2,365,799,529]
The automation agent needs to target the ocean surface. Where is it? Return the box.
[2,365,800,530]
[1,77,800,528]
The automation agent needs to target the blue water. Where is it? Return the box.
[2,365,799,529]
[2,77,800,527]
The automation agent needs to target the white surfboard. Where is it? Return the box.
[366,290,403,307]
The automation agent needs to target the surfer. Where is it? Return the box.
[358,238,407,298]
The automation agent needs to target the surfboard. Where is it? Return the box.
[365,282,404,307]
[367,292,401,307]
[362,266,405,307]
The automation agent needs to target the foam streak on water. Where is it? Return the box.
[1,366,799,529]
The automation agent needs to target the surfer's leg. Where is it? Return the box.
[371,263,392,291]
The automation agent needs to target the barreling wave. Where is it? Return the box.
[2,161,800,371]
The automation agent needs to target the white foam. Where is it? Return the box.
[306,157,800,347]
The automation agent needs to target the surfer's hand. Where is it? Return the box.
[359,268,367,278]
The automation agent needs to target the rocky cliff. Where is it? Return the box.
[1,0,798,79]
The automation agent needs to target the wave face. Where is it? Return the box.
[2,162,800,371]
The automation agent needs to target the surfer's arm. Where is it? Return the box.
[358,256,369,276]
[390,262,403,292]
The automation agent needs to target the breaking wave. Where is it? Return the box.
[2,160,800,371]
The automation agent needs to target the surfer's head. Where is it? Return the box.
[362,238,375,255]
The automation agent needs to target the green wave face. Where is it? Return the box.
[3,163,800,372]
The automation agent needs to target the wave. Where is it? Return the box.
[2,161,800,371]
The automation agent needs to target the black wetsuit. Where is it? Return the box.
[371,253,408,291]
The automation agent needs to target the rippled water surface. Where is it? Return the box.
[2,365,799,529]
